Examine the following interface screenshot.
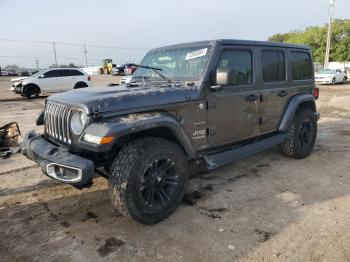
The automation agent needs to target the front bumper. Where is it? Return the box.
[22,131,95,187]
[315,79,332,84]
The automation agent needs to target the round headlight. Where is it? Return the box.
[70,111,87,135]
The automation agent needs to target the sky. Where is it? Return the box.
[0,0,349,69]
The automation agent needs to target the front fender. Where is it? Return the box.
[79,112,194,157]
[278,94,317,132]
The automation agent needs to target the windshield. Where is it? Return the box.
[31,69,47,78]
[133,45,212,82]
[317,69,335,74]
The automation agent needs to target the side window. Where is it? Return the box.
[291,51,312,80]
[217,49,252,85]
[70,70,84,76]
[42,70,58,78]
[261,50,286,82]
[57,70,69,77]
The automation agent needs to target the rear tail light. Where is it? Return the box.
[312,87,319,100]
[88,75,91,81]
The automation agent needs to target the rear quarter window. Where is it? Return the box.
[291,51,312,80]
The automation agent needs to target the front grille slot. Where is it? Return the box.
[44,102,73,144]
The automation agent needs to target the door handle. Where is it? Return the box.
[245,94,260,102]
[277,90,288,97]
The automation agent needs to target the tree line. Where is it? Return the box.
[268,19,350,63]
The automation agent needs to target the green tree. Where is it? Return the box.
[268,19,350,63]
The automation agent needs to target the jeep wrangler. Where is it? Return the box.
[22,39,319,224]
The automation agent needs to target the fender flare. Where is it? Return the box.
[80,112,195,157]
[278,94,316,132]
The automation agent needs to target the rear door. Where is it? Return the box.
[57,70,75,91]
[258,48,290,133]
[206,46,261,146]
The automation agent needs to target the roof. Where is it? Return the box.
[150,39,310,51]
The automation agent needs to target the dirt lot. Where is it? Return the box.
[1,76,350,262]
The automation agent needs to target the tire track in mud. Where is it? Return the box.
[0,179,58,197]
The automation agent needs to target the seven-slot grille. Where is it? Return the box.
[44,102,74,144]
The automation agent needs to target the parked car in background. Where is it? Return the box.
[112,63,137,76]
[315,69,347,85]
[21,71,30,76]
[1,70,9,76]
[11,68,91,98]
[7,70,18,76]
[120,75,132,84]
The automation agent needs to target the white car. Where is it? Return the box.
[1,70,9,76]
[120,75,132,84]
[11,68,91,98]
[315,69,347,85]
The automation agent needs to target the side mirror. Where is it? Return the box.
[39,74,45,78]
[210,69,235,91]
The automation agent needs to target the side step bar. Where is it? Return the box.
[203,133,288,170]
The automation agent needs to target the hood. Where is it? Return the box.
[11,77,29,82]
[48,85,192,116]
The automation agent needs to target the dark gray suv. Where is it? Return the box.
[22,39,319,224]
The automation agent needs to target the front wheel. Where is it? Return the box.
[331,77,336,85]
[23,85,39,98]
[108,137,188,224]
[280,108,317,159]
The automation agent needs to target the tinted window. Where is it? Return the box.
[216,49,252,85]
[68,69,84,76]
[291,52,312,80]
[57,69,83,77]
[261,50,286,82]
[43,70,59,78]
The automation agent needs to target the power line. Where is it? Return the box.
[0,55,132,62]
[0,38,148,50]
[298,5,329,30]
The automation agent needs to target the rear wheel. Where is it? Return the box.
[74,82,88,89]
[23,85,39,98]
[280,108,317,159]
[108,137,188,224]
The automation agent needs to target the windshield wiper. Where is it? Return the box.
[130,75,153,86]
[129,63,173,86]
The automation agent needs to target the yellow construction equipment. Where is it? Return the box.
[99,59,113,74]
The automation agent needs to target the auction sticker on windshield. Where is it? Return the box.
[185,48,208,60]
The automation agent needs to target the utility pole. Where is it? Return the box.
[35,59,39,70]
[324,0,335,69]
[52,42,58,67]
[83,42,88,67]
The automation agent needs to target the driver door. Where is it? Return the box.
[206,47,261,147]
[38,70,61,93]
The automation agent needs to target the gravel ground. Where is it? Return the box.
[1,77,350,262]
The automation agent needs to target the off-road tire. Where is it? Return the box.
[108,137,188,224]
[280,108,317,159]
[23,85,39,98]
